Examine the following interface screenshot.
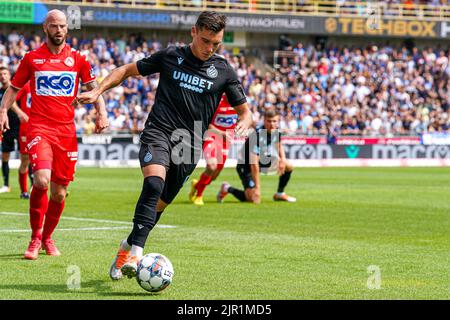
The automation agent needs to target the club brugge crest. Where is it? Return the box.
[144,151,152,163]
[206,65,218,78]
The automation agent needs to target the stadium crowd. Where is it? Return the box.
[0,31,449,137]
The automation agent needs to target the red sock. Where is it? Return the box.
[42,199,65,241]
[195,172,213,197]
[19,170,28,193]
[30,186,48,240]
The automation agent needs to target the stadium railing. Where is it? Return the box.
[19,0,450,21]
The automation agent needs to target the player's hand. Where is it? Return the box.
[74,88,101,105]
[277,160,286,176]
[18,111,29,123]
[234,121,249,138]
[95,112,109,133]
[0,110,9,133]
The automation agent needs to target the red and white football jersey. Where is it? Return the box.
[11,43,95,136]
[16,81,32,117]
[210,94,238,132]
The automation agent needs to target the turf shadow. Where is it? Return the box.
[0,254,26,260]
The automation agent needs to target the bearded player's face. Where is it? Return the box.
[44,16,68,46]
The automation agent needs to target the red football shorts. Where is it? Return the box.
[26,132,78,186]
[19,124,29,154]
[203,135,230,165]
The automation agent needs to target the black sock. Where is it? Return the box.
[126,211,163,247]
[127,176,165,248]
[28,164,34,185]
[2,161,9,187]
[278,170,292,193]
[228,186,247,202]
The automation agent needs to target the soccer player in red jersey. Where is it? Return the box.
[16,82,33,199]
[0,10,109,260]
[188,94,238,205]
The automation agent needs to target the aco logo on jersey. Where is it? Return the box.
[35,71,77,96]
[213,114,238,128]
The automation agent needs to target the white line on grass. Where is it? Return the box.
[0,212,177,229]
[0,226,131,233]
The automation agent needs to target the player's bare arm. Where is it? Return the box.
[0,86,20,132]
[233,103,253,137]
[84,81,109,133]
[76,63,140,104]
[10,102,29,124]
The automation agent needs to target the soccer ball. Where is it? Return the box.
[136,253,174,292]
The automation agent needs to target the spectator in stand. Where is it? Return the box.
[0,31,448,136]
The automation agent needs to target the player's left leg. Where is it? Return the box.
[39,135,78,256]
[193,138,228,206]
[121,161,197,279]
[41,181,68,256]
[193,159,217,206]
[189,138,215,204]
[273,161,296,202]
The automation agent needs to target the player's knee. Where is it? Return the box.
[250,195,261,204]
[285,161,293,172]
[246,190,260,204]
[50,190,66,203]
[34,176,50,190]
[206,162,217,174]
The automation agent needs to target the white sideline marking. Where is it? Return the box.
[0,212,177,229]
[0,227,130,233]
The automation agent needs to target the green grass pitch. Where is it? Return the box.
[0,167,449,299]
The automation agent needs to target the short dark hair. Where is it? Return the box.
[0,66,10,73]
[195,11,227,33]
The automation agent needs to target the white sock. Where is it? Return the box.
[277,192,285,196]
[120,239,131,251]
[130,245,143,258]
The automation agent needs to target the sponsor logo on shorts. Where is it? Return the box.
[27,136,41,150]
[67,151,78,161]
[144,151,152,163]
[249,180,255,188]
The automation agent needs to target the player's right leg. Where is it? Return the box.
[24,168,51,260]
[24,134,53,260]
[120,163,167,279]
[218,164,253,203]
[112,137,170,279]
